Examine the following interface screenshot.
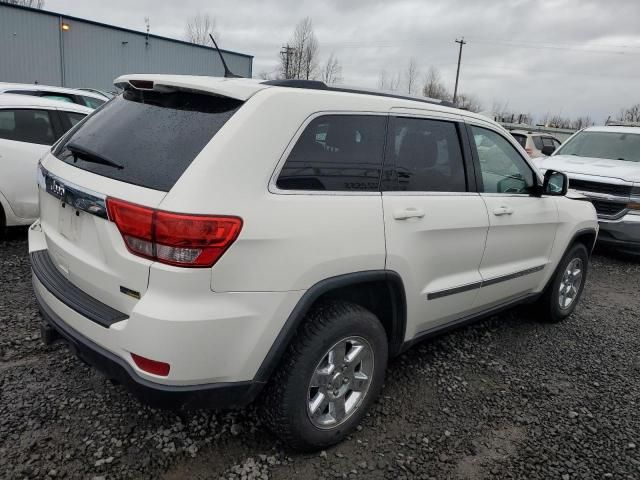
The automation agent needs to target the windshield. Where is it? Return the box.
[54,89,243,191]
[555,131,640,162]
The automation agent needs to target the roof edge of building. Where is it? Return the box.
[1,3,254,59]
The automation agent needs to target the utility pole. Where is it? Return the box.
[280,44,294,79]
[453,37,466,106]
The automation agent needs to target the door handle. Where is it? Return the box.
[493,206,514,216]
[393,207,425,220]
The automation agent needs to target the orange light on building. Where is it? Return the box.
[61,23,70,31]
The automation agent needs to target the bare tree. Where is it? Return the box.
[571,116,593,129]
[404,57,419,95]
[422,66,450,101]
[185,13,218,46]
[546,114,572,129]
[1,0,45,7]
[456,93,483,113]
[321,53,342,84]
[302,28,319,80]
[617,104,640,123]
[279,17,319,80]
[378,69,400,91]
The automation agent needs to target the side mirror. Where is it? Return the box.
[541,145,556,156]
[543,170,568,196]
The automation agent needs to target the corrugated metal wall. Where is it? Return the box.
[0,4,253,91]
[0,7,62,86]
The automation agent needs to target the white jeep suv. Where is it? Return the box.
[30,75,598,450]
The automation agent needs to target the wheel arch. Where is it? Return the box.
[253,271,407,385]
[571,227,598,254]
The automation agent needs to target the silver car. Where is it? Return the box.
[538,126,640,254]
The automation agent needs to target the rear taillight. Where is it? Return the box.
[106,197,242,268]
[525,147,533,156]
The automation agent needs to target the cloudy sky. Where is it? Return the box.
[46,0,640,122]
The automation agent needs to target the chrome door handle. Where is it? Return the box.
[493,206,514,216]
[393,208,425,220]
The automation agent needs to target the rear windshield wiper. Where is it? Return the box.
[66,142,124,170]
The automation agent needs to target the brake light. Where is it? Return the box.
[106,197,242,268]
[525,147,533,156]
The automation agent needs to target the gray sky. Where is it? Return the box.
[46,0,640,122]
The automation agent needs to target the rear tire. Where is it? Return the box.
[262,300,388,451]
[537,243,589,323]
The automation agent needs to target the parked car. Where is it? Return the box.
[510,130,562,158]
[0,82,107,109]
[538,126,640,254]
[0,94,91,232]
[30,75,598,450]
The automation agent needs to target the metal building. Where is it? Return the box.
[0,3,253,91]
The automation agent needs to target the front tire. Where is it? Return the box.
[538,242,589,323]
[262,301,388,451]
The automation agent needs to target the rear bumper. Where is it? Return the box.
[34,278,262,409]
[598,214,640,252]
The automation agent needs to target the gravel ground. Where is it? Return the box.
[1,226,639,480]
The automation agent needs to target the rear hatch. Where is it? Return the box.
[38,79,246,315]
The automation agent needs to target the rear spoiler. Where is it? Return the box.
[114,74,268,101]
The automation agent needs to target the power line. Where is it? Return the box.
[317,38,640,56]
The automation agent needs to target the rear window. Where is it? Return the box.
[511,133,527,148]
[54,89,243,191]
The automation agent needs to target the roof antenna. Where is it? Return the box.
[209,33,242,78]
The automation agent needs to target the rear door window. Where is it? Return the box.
[54,89,243,191]
[386,117,467,192]
[276,115,387,191]
[0,109,55,145]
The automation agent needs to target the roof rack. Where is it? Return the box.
[261,79,454,108]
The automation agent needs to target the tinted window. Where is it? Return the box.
[277,115,386,191]
[54,90,243,191]
[5,90,38,96]
[511,133,527,148]
[41,94,75,104]
[0,109,55,145]
[61,111,85,127]
[387,117,466,192]
[471,126,534,194]
[532,136,543,150]
[81,96,106,109]
[555,131,640,162]
[542,137,556,147]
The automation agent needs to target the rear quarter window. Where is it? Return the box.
[53,89,243,191]
[276,115,387,191]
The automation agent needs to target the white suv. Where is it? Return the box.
[0,94,91,231]
[30,75,598,450]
